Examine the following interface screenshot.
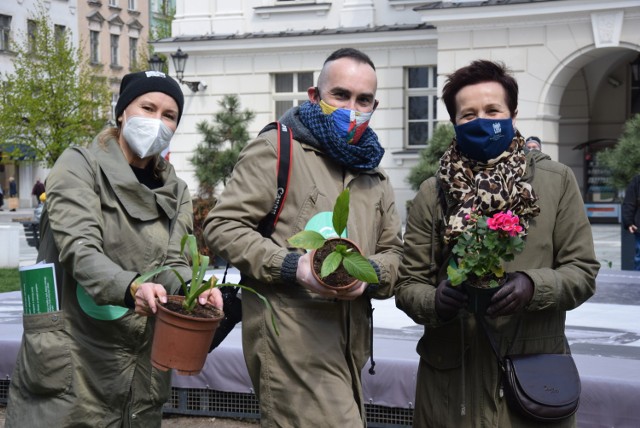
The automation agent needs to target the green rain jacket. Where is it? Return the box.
[395,150,600,428]
[6,137,193,428]
[204,123,404,427]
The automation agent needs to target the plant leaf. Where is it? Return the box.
[332,189,350,237]
[219,284,280,336]
[321,251,343,278]
[343,252,378,284]
[288,230,326,249]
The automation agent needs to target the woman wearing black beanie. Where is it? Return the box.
[6,71,222,427]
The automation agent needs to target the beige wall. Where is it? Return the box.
[77,0,150,121]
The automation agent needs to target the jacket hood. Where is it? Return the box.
[279,105,322,149]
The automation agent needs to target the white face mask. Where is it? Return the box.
[122,115,174,159]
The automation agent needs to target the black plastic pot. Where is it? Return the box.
[462,281,504,315]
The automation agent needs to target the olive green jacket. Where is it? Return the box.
[6,137,192,428]
[204,125,403,427]
[395,151,600,428]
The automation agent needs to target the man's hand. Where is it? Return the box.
[487,272,533,317]
[295,252,368,299]
[435,279,467,321]
[629,225,638,234]
[296,252,339,298]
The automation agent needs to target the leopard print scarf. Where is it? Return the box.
[438,132,540,243]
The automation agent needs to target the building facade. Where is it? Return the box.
[0,0,79,208]
[153,0,640,223]
[78,0,150,123]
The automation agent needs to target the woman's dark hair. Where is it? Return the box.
[441,60,518,124]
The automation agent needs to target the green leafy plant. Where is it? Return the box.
[288,189,378,284]
[134,234,278,334]
[447,210,525,288]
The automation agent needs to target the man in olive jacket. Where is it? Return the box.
[205,48,403,427]
[395,60,599,428]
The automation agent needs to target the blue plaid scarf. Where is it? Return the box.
[298,101,384,171]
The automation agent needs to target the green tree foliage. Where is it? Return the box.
[406,123,455,191]
[0,4,110,167]
[191,94,255,197]
[599,114,640,191]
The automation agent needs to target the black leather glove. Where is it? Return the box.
[435,279,468,322]
[487,272,533,317]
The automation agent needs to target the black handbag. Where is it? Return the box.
[208,121,293,352]
[478,315,581,423]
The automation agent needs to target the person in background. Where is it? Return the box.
[8,176,17,211]
[394,60,599,427]
[8,176,17,197]
[204,47,403,427]
[6,70,223,427]
[525,135,542,151]
[622,174,640,270]
[31,178,45,205]
[0,184,4,211]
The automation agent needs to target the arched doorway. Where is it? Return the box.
[541,47,640,223]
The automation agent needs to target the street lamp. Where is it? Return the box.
[148,53,165,73]
[171,48,207,93]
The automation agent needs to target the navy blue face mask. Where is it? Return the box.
[454,118,515,162]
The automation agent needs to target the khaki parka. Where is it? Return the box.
[395,150,600,428]
[6,137,193,428]
[204,123,404,427]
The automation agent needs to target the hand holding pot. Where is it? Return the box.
[197,287,223,310]
[435,279,467,321]
[131,282,167,316]
[486,272,533,317]
[296,252,339,297]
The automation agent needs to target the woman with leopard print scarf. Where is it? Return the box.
[395,60,599,428]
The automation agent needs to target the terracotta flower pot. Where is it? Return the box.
[462,274,508,315]
[151,295,224,375]
[310,237,361,291]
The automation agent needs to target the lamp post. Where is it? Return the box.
[147,48,207,93]
[171,48,188,83]
[170,48,206,92]
[148,53,165,73]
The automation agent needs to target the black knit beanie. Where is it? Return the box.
[115,71,184,124]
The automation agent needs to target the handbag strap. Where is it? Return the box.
[476,314,506,370]
[477,313,572,370]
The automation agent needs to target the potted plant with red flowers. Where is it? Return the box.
[288,189,378,290]
[134,234,278,375]
[447,210,526,314]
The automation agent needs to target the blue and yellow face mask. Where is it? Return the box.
[319,99,375,145]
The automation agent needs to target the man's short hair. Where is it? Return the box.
[324,47,375,70]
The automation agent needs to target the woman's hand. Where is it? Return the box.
[198,287,223,310]
[131,282,167,316]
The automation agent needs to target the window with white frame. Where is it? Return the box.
[109,0,118,7]
[273,72,314,119]
[128,0,137,11]
[90,30,99,63]
[110,34,119,65]
[0,15,10,52]
[406,66,438,148]
[129,37,137,69]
